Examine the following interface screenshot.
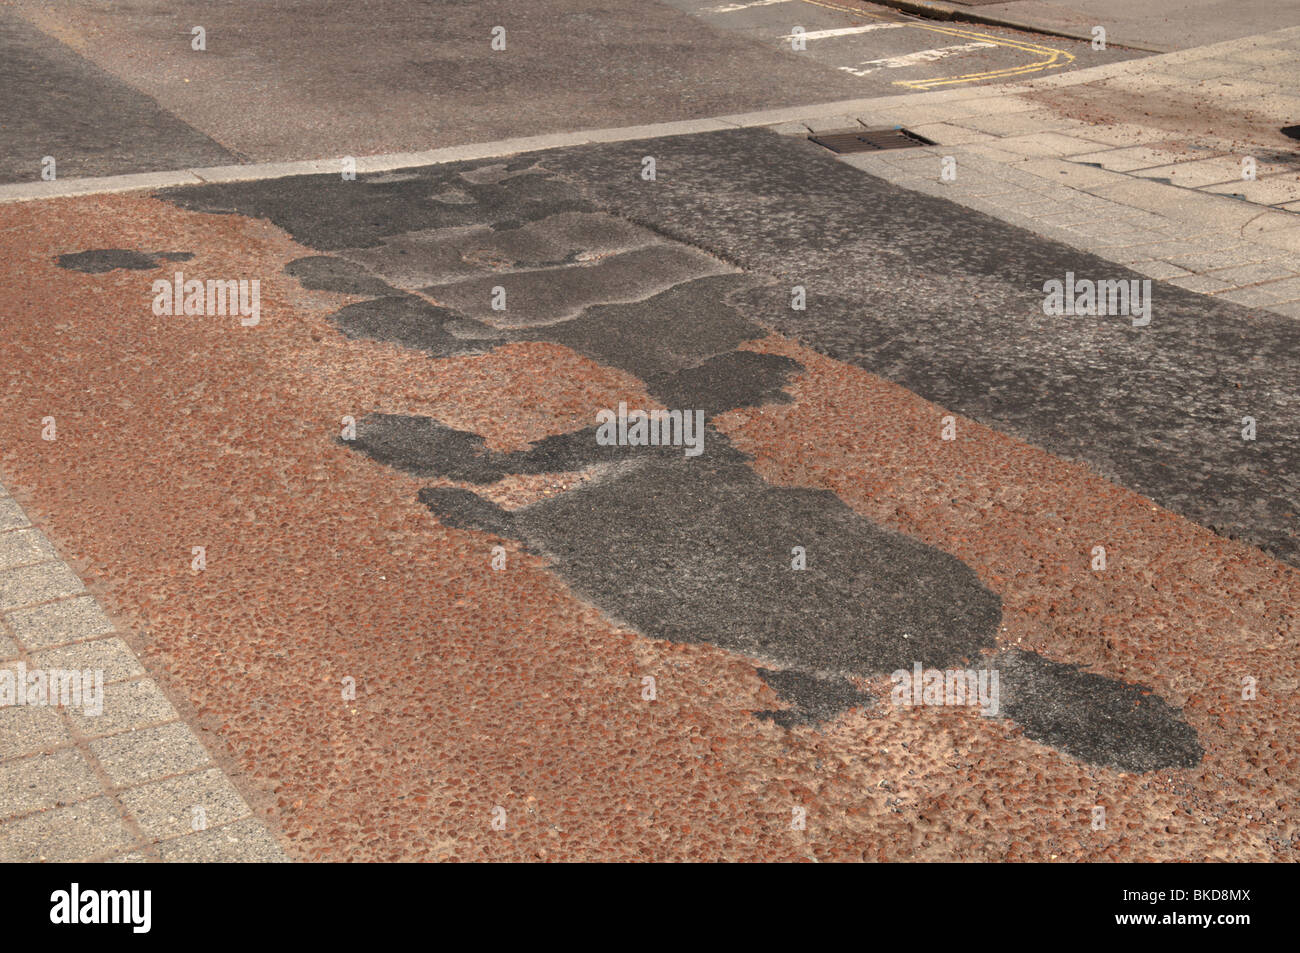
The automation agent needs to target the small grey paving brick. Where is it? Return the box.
[1263,299,1300,318]
[1135,261,1193,280]
[0,529,57,571]
[0,748,100,819]
[65,677,177,738]
[1204,261,1300,286]
[155,817,290,862]
[1169,274,1234,294]
[1214,285,1298,307]
[5,595,114,650]
[1168,247,1281,272]
[0,704,71,761]
[1248,276,1300,301]
[0,562,84,611]
[28,637,145,684]
[118,767,250,841]
[88,721,212,788]
[0,797,135,862]
[1106,240,1208,262]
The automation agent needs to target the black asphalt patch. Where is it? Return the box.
[535,128,1300,568]
[329,295,502,358]
[421,244,735,328]
[0,13,236,184]
[994,650,1203,772]
[156,149,1205,768]
[161,166,594,251]
[648,349,800,419]
[163,139,1298,567]
[285,256,399,296]
[55,249,193,273]
[756,669,873,730]
[523,275,765,379]
[410,422,1004,684]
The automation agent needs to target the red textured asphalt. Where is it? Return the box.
[0,192,1295,861]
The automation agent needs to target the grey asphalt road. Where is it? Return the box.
[0,0,1140,183]
[0,12,237,183]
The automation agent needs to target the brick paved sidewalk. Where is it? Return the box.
[0,482,287,862]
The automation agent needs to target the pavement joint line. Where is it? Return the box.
[0,715,186,772]
[0,483,288,862]
[0,590,89,615]
[56,702,156,855]
[102,813,259,858]
[1076,162,1300,215]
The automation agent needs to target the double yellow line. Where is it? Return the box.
[797,0,1074,89]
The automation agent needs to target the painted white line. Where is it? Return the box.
[706,0,794,13]
[838,42,996,76]
[781,23,907,41]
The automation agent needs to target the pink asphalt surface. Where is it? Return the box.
[0,193,1294,860]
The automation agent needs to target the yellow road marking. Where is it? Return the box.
[795,0,1074,89]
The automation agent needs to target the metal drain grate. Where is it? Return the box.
[809,127,937,154]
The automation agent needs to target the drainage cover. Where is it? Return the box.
[809,127,937,154]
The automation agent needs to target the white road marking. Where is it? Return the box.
[706,0,795,13]
[837,42,997,76]
[779,23,908,41]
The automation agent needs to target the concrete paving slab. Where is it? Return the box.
[1203,176,1300,206]
[1204,261,1300,286]
[28,637,145,685]
[0,529,56,571]
[1070,145,1188,172]
[117,768,251,841]
[155,818,290,862]
[0,562,85,611]
[0,704,71,761]
[87,722,213,788]
[0,796,135,861]
[0,748,99,819]
[65,678,178,739]
[5,595,115,650]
